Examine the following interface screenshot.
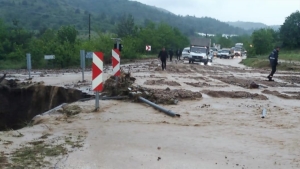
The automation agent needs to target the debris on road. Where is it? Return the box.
[129,86,203,105]
[61,105,82,117]
[210,76,299,88]
[103,71,136,96]
[144,79,181,86]
[249,82,259,89]
[202,90,268,100]
[262,90,300,100]
[185,82,228,87]
[102,71,202,105]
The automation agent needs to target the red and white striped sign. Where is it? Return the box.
[146,45,151,51]
[92,52,103,91]
[112,49,120,76]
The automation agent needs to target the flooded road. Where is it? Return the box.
[1,56,300,169]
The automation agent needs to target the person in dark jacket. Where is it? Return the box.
[267,46,280,81]
[158,47,168,70]
[168,49,174,61]
[176,48,181,60]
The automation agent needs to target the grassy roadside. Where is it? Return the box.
[241,50,300,71]
[0,60,26,70]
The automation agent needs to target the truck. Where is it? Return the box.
[188,37,211,65]
[235,43,243,48]
[234,43,246,56]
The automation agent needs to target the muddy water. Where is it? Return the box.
[1,57,300,168]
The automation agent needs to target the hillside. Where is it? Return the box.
[0,0,248,35]
[227,21,280,31]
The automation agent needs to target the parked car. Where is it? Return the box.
[182,47,190,59]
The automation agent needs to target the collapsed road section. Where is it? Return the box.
[0,74,91,130]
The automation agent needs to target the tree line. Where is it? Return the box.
[0,15,189,69]
[0,10,299,69]
[206,11,300,57]
[0,0,248,35]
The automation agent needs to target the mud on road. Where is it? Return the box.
[1,57,300,169]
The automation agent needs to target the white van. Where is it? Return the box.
[182,47,190,59]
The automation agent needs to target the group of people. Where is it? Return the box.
[158,46,280,81]
[158,47,182,70]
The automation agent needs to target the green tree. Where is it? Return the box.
[251,28,274,55]
[57,26,78,44]
[218,37,232,48]
[0,20,8,60]
[280,10,300,48]
[116,14,136,37]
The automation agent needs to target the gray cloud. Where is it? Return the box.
[134,0,300,25]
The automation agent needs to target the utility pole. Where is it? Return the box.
[89,14,91,40]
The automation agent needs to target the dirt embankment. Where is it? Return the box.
[262,90,300,100]
[202,90,268,100]
[276,76,300,84]
[144,79,181,86]
[154,64,193,73]
[211,76,300,88]
[184,82,228,87]
[130,87,203,104]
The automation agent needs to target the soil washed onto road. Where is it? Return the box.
[1,57,300,169]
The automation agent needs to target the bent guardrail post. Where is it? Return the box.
[138,97,180,117]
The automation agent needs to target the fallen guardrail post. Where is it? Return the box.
[138,97,180,117]
[261,108,267,118]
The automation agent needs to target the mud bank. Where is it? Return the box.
[211,75,300,88]
[0,79,90,130]
[202,90,268,100]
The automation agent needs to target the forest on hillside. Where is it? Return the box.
[0,0,299,70]
[0,0,248,35]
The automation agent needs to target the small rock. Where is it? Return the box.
[173,99,179,105]
[249,81,259,89]
[157,157,161,161]
[165,87,170,91]
[157,147,161,150]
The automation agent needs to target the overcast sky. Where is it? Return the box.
[134,0,300,25]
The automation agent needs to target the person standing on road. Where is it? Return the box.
[176,48,181,60]
[169,49,174,61]
[158,47,168,70]
[267,46,280,81]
